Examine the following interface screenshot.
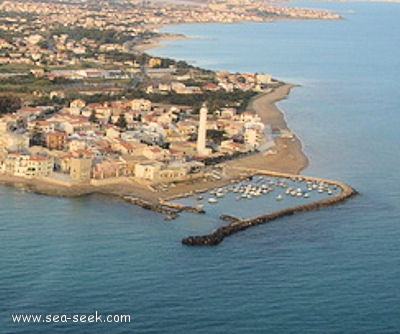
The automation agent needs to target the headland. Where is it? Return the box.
[0,0,357,245]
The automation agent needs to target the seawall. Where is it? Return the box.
[182,171,359,246]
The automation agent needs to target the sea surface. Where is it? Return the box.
[2,1,400,333]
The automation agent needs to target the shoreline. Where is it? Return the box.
[0,36,358,243]
[0,84,309,202]
[133,33,189,53]
[0,80,359,244]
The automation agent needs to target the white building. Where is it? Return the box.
[196,104,212,156]
[3,153,53,177]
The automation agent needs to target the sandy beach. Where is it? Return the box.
[224,84,308,175]
[133,33,189,53]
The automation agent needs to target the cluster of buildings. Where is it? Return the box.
[0,85,275,184]
[0,0,339,68]
[0,0,327,185]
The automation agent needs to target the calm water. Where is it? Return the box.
[2,2,400,333]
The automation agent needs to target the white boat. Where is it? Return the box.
[276,194,283,201]
[208,198,218,204]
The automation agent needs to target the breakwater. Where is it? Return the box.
[123,196,181,219]
[182,171,359,246]
[122,195,205,220]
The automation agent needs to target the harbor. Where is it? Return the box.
[162,170,358,245]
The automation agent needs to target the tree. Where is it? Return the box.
[206,129,226,143]
[115,113,127,129]
[0,95,22,114]
[88,109,98,123]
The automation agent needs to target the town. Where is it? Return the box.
[0,0,334,188]
[0,67,281,186]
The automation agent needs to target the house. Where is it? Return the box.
[28,120,55,133]
[105,125,121,139]
[142,146,169,161]
[176,120,197,137]
[157,163,189,182]
[45,131,67,150]
[220,108,237,119]
[220,140,248,154]
[63,119,92,134]
[111,139,134,155]
[120,155,140,176]
[70,157,92,181]
[134,161,162,181]
[131,99,151,112]
[244,128,265,149]
[238,111,260,123]
[16,107,44,121]
[92,158,126,179]
[169,141,197,157]
[255,73,272,85]
[68,139,87,152]
[202,83,220,92]
[70,99,86,109]
[3,153,53,177]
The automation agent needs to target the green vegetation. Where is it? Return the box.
[0,95,22,114]
[125,88,256,114]
[115,113,127,129]
[50,27,132,45]
[206,129,227,143]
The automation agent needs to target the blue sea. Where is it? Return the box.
[2,2,400,333]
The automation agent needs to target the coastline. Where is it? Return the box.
[0,84,309,202]
[132,33,189,53]
[224,84,309,176]
[0,70,358,245]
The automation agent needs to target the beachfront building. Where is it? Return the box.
[3,153,54,177]
[70,157,92,181]
[134,161,162,181]
[92,158,126,179]
[244,127,265,150]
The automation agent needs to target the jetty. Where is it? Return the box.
[180,170,358,246]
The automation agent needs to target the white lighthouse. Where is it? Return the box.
[197,103,211,156]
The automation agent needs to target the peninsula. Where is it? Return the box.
[0,0,357,244]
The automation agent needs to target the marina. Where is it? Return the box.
[165,171,357,245]
[171,173,342,221]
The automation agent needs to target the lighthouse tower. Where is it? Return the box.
[197,103,211,156]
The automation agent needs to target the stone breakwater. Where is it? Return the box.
[123,195,205,220]
[123,196,181,220]
[182,171,359,246]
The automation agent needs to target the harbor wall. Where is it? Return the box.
[181,171,358,246]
